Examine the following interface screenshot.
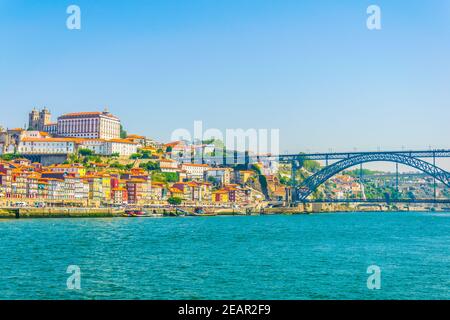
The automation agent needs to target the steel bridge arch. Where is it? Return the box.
[296,153,450,201]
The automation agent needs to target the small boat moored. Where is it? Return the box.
[124,209,145,217]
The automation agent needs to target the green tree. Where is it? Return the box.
[120,125,127,139]
[168,197,182,205]
[78,148,93,156]
[279,175,290,185]
[139,161,160,172]
[0,153,22,161]
[163,172,179,182]
[207,176,218,184]
[142,150,152,159]
[110,162,125,170]
[130,153,142,160]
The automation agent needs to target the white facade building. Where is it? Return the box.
[159,159,179,173]
[78,139,138,156]
[18,138,76,154]
[107,139,138,156]
[205,168,233,185]
[43,123,58,135]
[57,110,121,140]
[180,163,211,180]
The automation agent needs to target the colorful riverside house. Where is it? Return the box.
[199,182,213,202]
[223,185,238,202]
[26,174,40,199]
[169,187,184,201]
[11,171,27,199]
[98,173,111,203]
[212,189,229,203]
[0,179,6,200]
[126,179,151,205]
[150,182,167,201]
[0,165,12,198]
[46,178,66,201]
[183,181,213,202]
[111,187,128,205]
[171,183,192,201]
[83,176,103,206]
[37,179,49,200]
[236,186,253,204]
[64,176,89,204]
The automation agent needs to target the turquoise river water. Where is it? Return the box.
[0,212,449,299]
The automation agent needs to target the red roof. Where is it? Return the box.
[59,111,119,120]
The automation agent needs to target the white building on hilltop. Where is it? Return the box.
[57,110,121,140]
[78,139,138,156]
[18,138,77,154]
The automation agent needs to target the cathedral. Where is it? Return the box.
[28,108,52,131]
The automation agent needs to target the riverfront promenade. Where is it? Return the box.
[1,202,448,219]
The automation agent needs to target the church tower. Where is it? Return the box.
[39,107,52,130]
[28,107,52,131]
[28,108,40,130]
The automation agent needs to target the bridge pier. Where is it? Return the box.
[433,151,437,200]
[396,163,399,193]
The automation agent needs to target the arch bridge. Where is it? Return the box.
[293,152,450,202]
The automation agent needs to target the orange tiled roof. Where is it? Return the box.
[59,111,119,120]
[127,178,146,183]
[127,134,145,139]
[21,137,78,143]
[140,146,157,150]
[108,139,137,145]
[212,189,228,194]
[182,163,210,167]
[160,158,176,162]
[151,183,164,188]
[164,141,184,147]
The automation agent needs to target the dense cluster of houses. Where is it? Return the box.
[0,108,282,207]
[0,157,264,207]
[327,174,364,199]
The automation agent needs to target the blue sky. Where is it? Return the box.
[1,0,450,159]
